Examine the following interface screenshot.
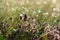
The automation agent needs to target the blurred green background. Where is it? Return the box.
[0,0,60,25]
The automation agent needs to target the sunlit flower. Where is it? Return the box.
[55,16,57,17]
[53,8,56,11]
[43,12,48,15]
[26,0,29,3]
[13,29,17,32]
[44,1,47,4]
[52,0,56,4]
[38,10,41,13]
[36,2,40,5]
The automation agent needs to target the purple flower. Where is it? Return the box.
[33,35,38,40]
[23,13,28,21]
[19,14,23,20]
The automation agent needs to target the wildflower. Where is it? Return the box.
[31,24,37,33]
[53,33,60,40]
[7,34,13,40]
[13,29,17,32]
[52,27,60,40]
[23,13,28,21]
[18,23,22,28]
[33,35,38,40]
[19,14,24,20]
[0,22,6,34]
[31,18,36,22]
[53,29,59,35]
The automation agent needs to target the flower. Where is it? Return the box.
[23,13,28,21]
[19,14,23,20]
[13,29,17,32]
[33,35,38,40]
[18,23,21,28]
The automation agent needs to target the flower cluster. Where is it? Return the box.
[0,13,60,40]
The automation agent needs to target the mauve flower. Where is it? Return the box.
[33,35,38,40]
[31,25,37,33]
[19,14,23,20]
[18,23,21,28]
[53,29,59,34]
[23,13,28,21]
[7,34,13,40]
[53,33,60,40]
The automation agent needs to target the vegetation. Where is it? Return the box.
[0,0,60,40]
